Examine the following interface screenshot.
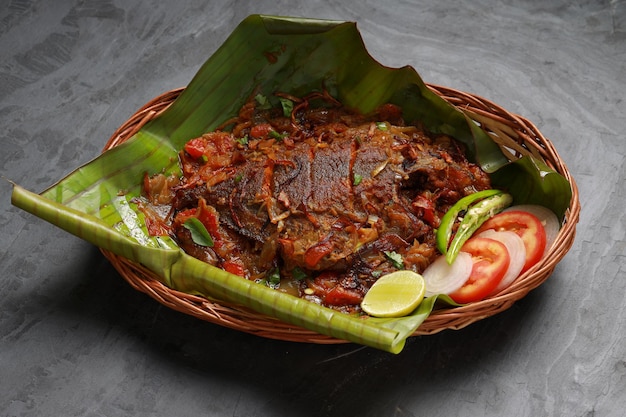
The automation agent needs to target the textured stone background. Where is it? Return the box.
[1,1,625,416]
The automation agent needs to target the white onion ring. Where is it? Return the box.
[423,252,473,297]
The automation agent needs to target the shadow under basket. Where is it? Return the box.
[100,85,580,344]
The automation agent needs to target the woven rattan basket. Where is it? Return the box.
[100,85,580,344]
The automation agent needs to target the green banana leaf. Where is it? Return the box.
[11,15,572,353]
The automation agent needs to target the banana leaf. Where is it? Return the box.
[11,15,572,353]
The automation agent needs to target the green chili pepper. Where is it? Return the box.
[445,192,513,264]
[436,189,503,255]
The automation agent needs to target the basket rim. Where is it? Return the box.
[101,85,580,343]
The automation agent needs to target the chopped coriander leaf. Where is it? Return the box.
[353,173,363,186]
[376,121,388,131]
[236,135,249,146]
[269,130,287,140]
[279,97,294,117]
[384,250,404,269]
[291,267,308,281]
[183,217,214,247]
[267,268,281,289]
[254,93,272,109]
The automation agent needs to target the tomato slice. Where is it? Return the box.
[250,123,274,139]
[476,210,547,273]
[304,240,334,268]
[222,259,246,277]
[184,138,206,159]
[503,205,560,256]
[325,285,363,306]
[448,237,510,304]
[476,230,526,295]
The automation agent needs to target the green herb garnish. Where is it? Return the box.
[254,93,272,109]
[376,121,388,131]
[267,268,281,289]
[291,267,308,281]
[279,97,294,117]
[269,130,288,140]
[183,217,214,247]
[384,251,404,269]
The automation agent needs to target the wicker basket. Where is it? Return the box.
[100,86,580,343]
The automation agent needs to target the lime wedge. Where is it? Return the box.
[361,271,426,317]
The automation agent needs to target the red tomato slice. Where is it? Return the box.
[504,205,560,256]
[476,210,547,273]
[184,138,206,159]
[476,230,526,295]
[222,259,247,277]
[324,285,363,306]
[448,237,510,304]
[304,240,334,268]
[250,123,274,139]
